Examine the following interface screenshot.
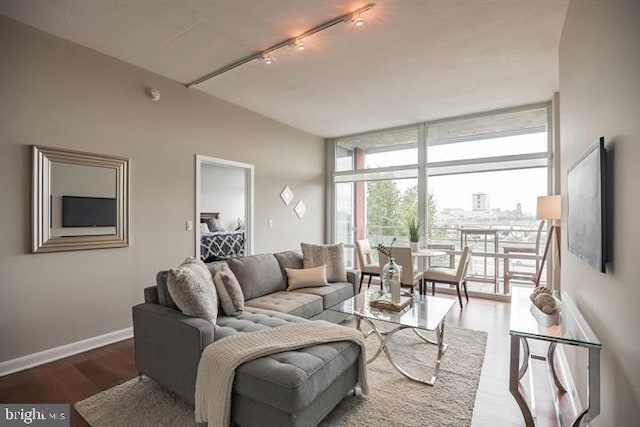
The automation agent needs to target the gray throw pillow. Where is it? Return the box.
[301,243,347,283]
[285,265,328,290]
[212,264,245,316]
[167,258,218,323]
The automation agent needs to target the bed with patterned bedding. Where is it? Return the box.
[200,230,245,261]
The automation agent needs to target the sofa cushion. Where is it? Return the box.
[212,264,245,316]
[245,291,323,319]
[236,340,360,413]
[285,265,328,291]
[274,250,304,275]
[156,271,178,309]
[166,258,218,323]
[292,282,354,309]
[214,309,307,340]
[215,309,360,413]
[227,254,286,301]
[301,243,347,283]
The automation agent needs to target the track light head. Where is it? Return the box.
[263,55,272,64]
[355,14,364,26]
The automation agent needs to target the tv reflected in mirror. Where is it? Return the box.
[567,137,607,273]
[62,196,117,227]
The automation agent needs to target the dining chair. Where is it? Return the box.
[420,246,471,308]
[378,247,422,293]
[503,221,545,292]
[355,239,380,293]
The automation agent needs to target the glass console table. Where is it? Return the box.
[509,288,602,426]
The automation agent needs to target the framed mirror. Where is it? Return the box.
[32,146,129,253]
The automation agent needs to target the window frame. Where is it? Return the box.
[327,102,554,271]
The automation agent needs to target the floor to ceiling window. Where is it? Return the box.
[333,127,419,265]
[329,104,553,296]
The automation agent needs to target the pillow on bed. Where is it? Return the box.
[285,265,328,290]
[167,257,218,323]
[200,223,210,234]
[204,218,224,232]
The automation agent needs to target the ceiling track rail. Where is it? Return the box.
[186,3,375,88]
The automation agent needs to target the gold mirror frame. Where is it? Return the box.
[32,146,130,253]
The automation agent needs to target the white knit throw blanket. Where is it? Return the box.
[194,320,369,427]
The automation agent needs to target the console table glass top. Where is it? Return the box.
[510,288,601,348]
[330,289,455,331]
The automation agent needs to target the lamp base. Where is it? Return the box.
[535,225,561,286]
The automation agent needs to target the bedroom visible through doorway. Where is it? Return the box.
[195,155,254,261]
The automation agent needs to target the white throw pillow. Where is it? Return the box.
[210,218,224,231]
[167,258,218,323]
[285,265,328,290]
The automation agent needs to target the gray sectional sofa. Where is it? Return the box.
[132,250,360,427]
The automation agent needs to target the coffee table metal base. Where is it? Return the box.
[355,314,447,386]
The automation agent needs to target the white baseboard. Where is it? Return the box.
[0,327,133,377]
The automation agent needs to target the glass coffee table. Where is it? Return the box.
[329,289,455,386]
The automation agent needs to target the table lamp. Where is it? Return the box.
[535,195,561,286]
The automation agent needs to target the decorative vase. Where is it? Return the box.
[382,257,403,297]
[410,241,420,252]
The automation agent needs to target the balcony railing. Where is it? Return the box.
[346,222,549,296]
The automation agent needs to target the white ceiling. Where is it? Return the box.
[0,0,569,138]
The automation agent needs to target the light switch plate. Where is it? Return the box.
[186,220,193,231]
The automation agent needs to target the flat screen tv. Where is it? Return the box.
[62,196,117,227]
[567,137,607,273]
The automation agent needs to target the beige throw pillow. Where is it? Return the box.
[301,243,347,283]
[285,265,328,291]
[213,265,245,316]
[167,258,218,323]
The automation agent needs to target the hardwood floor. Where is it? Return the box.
[0,296,569,426]
[0,340,137,427]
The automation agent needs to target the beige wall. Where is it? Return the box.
[559,0,640,424]
[0,16,325,362]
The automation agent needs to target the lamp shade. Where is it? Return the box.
[536,195,561,220]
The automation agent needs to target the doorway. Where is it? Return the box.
[195,155,254,260]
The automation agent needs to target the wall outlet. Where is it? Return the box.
[186,220,193,231]
[268,219,274,228]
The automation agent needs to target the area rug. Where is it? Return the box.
[75,324,487,427]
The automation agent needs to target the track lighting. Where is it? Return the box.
[187,3,375,87]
